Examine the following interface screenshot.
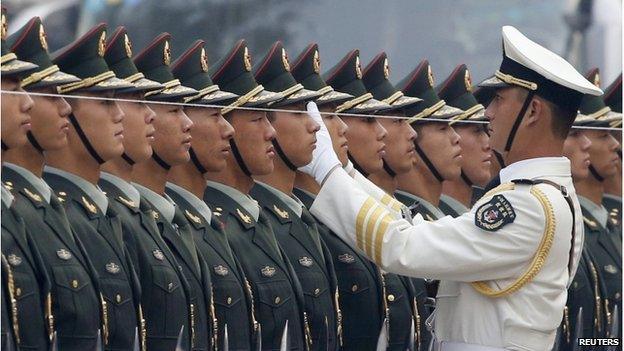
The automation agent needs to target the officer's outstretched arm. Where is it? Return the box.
[310,169,558,283]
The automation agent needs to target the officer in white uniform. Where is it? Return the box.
[298,26,603,351]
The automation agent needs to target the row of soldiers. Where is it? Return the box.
[0,7,622,351]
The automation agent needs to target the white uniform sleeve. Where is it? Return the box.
[351,170,405,218]
[310,168,550,282]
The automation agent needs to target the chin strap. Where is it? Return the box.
[492,149,506,169]
[189,148,207,174]
[121,153,136,166]
[272,139,297,171]
[229,139,252,177]
[347,152,369,177]
[460,170,473,187]
[151,152,171,170]
[68,113,105,164]
[504,91,535,152]
[414,142,444,182]
[382,160,397,177]
[27,132,45,154]
[588,164,605,182]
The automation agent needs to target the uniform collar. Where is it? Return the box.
[603,193,622,203]
[1,184,14,208]
[499,157,571,183]
[206,180,260,221]
[100,172,140,207]
[4,162,52,203]
[440,194,470,215]
[578,195,609,228]
[133,182,176,223]
[165,182,212,223]
[255,181,303,217]
[44,166,108,213]
[395,190,446,219]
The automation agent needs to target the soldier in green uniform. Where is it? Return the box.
[0,10,48,349]
[436,65,492,216]
[204,39,307,350]
[42,23,142,351]
[98,26,194,351]
[601,75,622,229]
[324,49,422,351]
[292,44,391,351]
[572,68,622,338]
[166,39,255,350]
[131,32,215,351]
[250,41,341,351]
[3,15,105,351]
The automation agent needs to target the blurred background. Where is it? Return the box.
[5,0,622,86]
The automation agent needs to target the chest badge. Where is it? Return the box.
[152,249,165,261]
[261,266,276,277]
[7,254,22,266]
[106,262,120,274]
[56,248,72,260]
[213,265,229,276]
[605,264,618,274]
[298,256,313,267]
[338,253,355,264]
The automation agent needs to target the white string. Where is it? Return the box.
[1,89,621,130]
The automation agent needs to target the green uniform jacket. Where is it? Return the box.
[99,179,192,351]
[204,186,306,350]
[166,186,252,351]
[251,184,339,351]
[43,172,140,351]
[3,168,101,350]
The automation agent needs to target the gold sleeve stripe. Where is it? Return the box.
[381,194,393,206]
[390,199,403,213]
[471,185,555,298]
[363,206,386,257]
[373,214,394,264]
[356,198,376,251]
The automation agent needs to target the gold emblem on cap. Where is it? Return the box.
[98,31,106,57]
[200,47,209,72]
[464,69,472,92]
[39,24,49,51]
[124,34,132,58]
[1,13,7,40]
[313,50,321,74]
[281,47,290,72]
[427,65,434,88]
[163,40,171,65]
[243,46,252,72]
[383,58,390,79]
[593,72,600,88]
[355,56,362,79]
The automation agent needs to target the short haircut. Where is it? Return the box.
[514,87,575,139]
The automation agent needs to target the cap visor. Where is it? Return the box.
[244,89,283,107]
[273,88,323,107]
[345,97,392,114]
[27,70,81,89]
[315,90,353,106]
[2,58,39,78]
[82,75,136,92]
[147,83,198,102]
[477,75,510,89]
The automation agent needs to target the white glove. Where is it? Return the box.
[298,101,342,184]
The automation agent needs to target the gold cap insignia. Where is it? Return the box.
[163,40,171,65]
[185,209,202,224]
[200,47,209,72]
[243,46,252,72]
[273,205,289,219]
[39,24,48,51]
[281,47,290,72]
[1,13,7,41]
[355,56,362,79]
[82,196,98,214]
[383,58,390,79]
[105,262,120,274]
[464,69,472,92]
[98,31,106,57]
[593,72,600,88]
[427,65,435,88]
[24,188,42,202]
[261,266,276,277]
[313,50,320,74]
[124,33,132,58]
[237,208,251,224]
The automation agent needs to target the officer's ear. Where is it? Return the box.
[525,96,545,127]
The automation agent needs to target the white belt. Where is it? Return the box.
[435,341,507,351]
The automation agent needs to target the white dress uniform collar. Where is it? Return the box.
[206,180,260,221]
[45,166,108,213]
[499,157,570,183]
[4,162,52,204]
[578,195,609,229]
[100,172,141,207]
[133,183,176,223]
[165,182,212,224]
[255,181,304,217]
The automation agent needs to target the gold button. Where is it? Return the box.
[387,294,395,302]
[15,288,21,297]
[274,296,281,304]
[71,279,79,288]
[314,288,320,296]
[116,294,122,303]
[351,284,358,292]
[227,297,232,305]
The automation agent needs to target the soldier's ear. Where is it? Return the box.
[525,97,545,127]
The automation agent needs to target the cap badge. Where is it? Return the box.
[56,248,72,260]
[281,47,290,72]
[1,13,7,40]
[313,50,321,74]
[39,24,49,51]
[355,56,362,79]
[593,72,600,88]
[383,58,390,79]
[464,69,472,91]
[243,46,252,72]
[200,47,209,72]
[163,40,171,65]
[124,33,132,58]
[98,31,106,57]
[261,266,276,277]
[427,65,435,88]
